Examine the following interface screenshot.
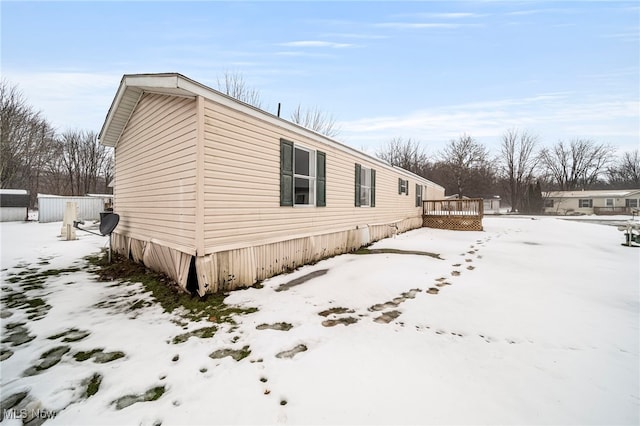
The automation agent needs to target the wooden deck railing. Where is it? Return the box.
[593,206,632,216]
[422,199,484,231]
[423,199,484,217]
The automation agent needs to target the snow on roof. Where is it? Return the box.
[0,189,28,195]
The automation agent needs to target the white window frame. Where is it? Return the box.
[360,166,372,207]
[293,145,316,206]
[605,198,614,207]
[400,179,408,195]
[626,199,639,208]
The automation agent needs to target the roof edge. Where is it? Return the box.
[98,73,444,188]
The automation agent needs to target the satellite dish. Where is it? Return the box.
[99,213,120,236]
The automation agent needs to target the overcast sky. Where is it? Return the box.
[2,1,638,156]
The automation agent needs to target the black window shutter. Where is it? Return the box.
[406,180,409,196]
[354,163,361,207]
[316,151,326,207]
[280,139,294,206]
[371,169,376,207]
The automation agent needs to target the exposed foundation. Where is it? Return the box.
[111,217,422,295]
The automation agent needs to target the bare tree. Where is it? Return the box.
[438,134,493,198]
[0,80,59,206]
[375,137,428,175]
[290,104,341,138]
[539,139,616,190]
[56,130,113,195]
[1,79,36,188]
[606,150,640,188]
[216,70,262,108]
[498,129,539,211]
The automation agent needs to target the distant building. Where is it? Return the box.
[543,189,640,215]
[37,194,113,223]
[0,189,29,222]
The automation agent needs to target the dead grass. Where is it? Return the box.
[86,250,257,323]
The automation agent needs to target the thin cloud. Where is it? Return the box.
[338,95,639,153]
[279,40,355,48]
[601,30,640,43]
[323,32,388,40]
[2,70,120,132]
[274,51,334,58]
[394,12,488,19]
[375,22,472,30]
[505,8,580,16]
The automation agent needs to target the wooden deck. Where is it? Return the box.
[422,199,484,231]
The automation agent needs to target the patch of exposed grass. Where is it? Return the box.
[85,373,102,398]
[112,385,165,410]
[74,348,125,363]
[74,349,101,362]
[5,267,81,290]
[86,251,257,322]
[172,326,217,344]
[1,391,28,417]
[354,247,442,259]
[2,325,35,347]
[209,345,251,361]
[256,322,293,331]
[94,351,125,363]
[24,346,70,375]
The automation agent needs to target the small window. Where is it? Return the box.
[544,199,554,208]
[360,167,372,206]
[294,146,315,205]
[355,164,375,207]
[605,198,614,207]
[415,183,422,207]
[626,199,638,208]
[280,139,325,207]
[578,199,593,208]
[398,178,408,195]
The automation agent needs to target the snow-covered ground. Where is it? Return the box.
[1,216,638,425]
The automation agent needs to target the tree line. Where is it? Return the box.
[2,74,637,214]
[0,71,340,209]
[222,71,638,212]
[376,132,639,213]
[0,80,113,208]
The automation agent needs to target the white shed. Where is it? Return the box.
[0,189,29,222]
[37,194,108,223]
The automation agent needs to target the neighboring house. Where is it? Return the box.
[543,189,640,215]
[98,73,445,295]
[0,189,29,222]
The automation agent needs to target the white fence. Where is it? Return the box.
[37,195,109,223]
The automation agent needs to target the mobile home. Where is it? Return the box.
[99,73,444,295]
[543,189,640,215]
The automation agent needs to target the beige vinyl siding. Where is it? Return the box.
[202,98,442,253]
[114,93,198,253]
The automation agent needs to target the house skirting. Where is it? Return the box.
[423,215,483,231]
[111,217,422,295]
